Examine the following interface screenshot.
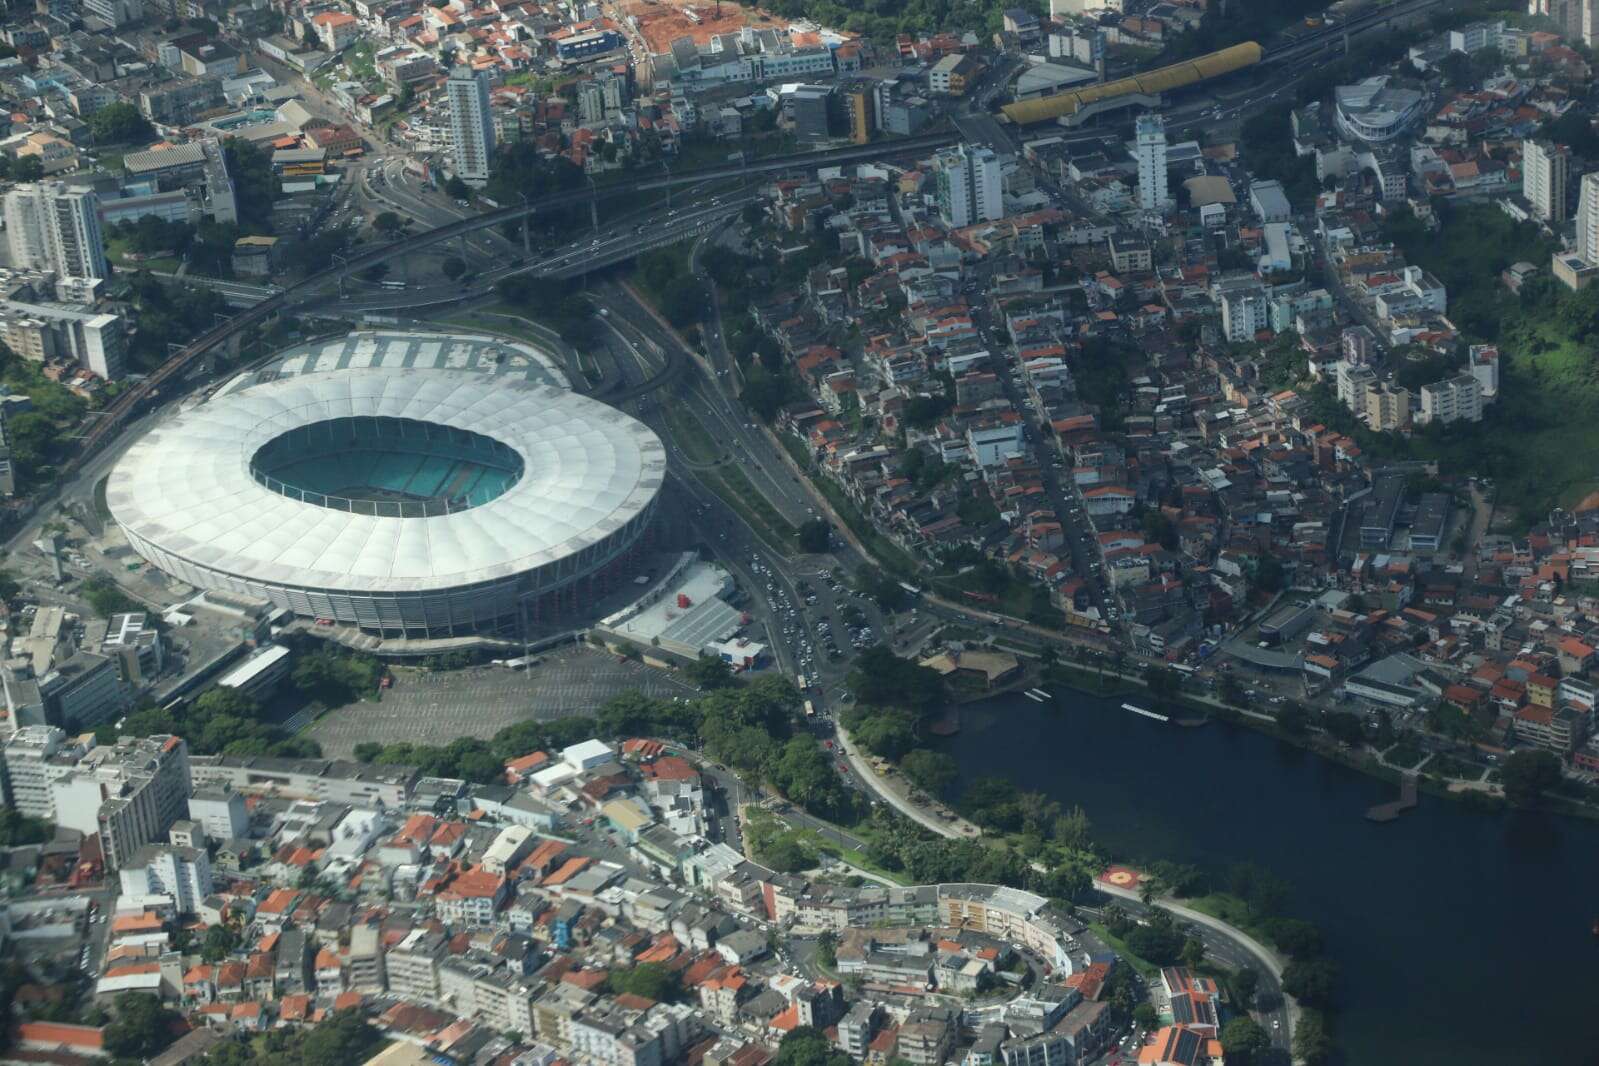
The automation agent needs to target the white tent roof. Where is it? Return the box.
[108,368,663,594]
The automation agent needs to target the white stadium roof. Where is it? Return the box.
[108,368,664,595]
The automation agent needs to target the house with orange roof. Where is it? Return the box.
[434,864,508,925]
[244,953,274,1001]
[12,1022,106,1057]
[279,993,312,1023]
[183,964,215,1006]
[504,750,549,783]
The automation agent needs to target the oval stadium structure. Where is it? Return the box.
[108,365,664,638]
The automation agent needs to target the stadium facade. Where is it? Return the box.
[108,363,664,639]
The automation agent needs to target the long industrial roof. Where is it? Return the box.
[107,368,664,594]
[1001,41,1262,125]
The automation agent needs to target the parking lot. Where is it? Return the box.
[306,644,699,755]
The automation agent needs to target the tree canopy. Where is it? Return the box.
[89,102,153,144]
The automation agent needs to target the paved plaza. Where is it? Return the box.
[305,644,698,755]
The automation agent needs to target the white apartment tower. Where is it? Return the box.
[1524,139,1570,223]
[1577,171,1599,264]
[1135,113,1169,213]
[933,144,1004,229]
[3,182,108,284]
[447,66,496,187]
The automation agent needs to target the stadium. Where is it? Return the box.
[107,361,664,640]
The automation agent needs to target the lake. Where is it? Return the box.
[949,690,1599,1064]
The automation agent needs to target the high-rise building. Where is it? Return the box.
[447,66,495,187]
[1576,171,1599,264]
[1135,113,1169,214]
[3,182,108,286]
[1,725,79,819]
[1524,139,1570,222]
[933,144,1004,229]
[50,734,191,870]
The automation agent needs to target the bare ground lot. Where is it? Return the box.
[305,644,699,755]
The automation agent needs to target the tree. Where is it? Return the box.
[900,749,958,799]
[201,923,239,963]
[89,101,154,144]
[1293,1008,1333,1065]
[1142,664,1181,706]
[846,707,918,760]
[686,653,737,690]
[1179,935,1207,973]
[373,211,403,236]
[1277,701,1308,736]
[1501,748,1562,806]
[103,994,178,1059]
[1262,917,1324,959]
[1219,1017,1271,1065]
[1131,1002,1158,1030]
[0,807,50,846]
[0,568,18,603]
[1232,966,1259,1010]
[1281,957,1339,1008]
[816,929,837,969]
[797,519,831,553]
[300,1009,384,1066]
[773,1027,852,1066]
[81,575,140,617]
[1321,710,1365,746]
[444,176,470,200]
[441,256,467,281]
[13,156,43,182]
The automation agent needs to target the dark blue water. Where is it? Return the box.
[950,691,1599,1065]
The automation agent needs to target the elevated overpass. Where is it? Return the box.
[77,132,959,462]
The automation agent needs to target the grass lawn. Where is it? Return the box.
[703,466,795,549]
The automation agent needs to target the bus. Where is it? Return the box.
[796,673,808,691]
[803,700,816,718]
[898,582,923,598]
[380,280,406,291]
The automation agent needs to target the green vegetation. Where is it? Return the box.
[195,1008,385,1066]
[0,342,90,488]
[662,405,722,464]
[123,273,230,372]
[494,275,601,349]
[81,575,140,618]
[1501,748,1563,807]
[103,994,180,1060]
[353,715,601,784]
[746,809,821,871]
[87,102,154,145]
[292,649,383,706]
[743,0,1040,41]
[1241,105,1320,209]
[797,518,832,553]
[704,465,797,546]
[0,807,51,846]
[606,962,683,1002]
[355,676,860,822]
[1219,1017,1272,1066]
[636,247,703,329]
[773,1027,852,1066]
[105,684,320,759]
[222,138,278,231]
